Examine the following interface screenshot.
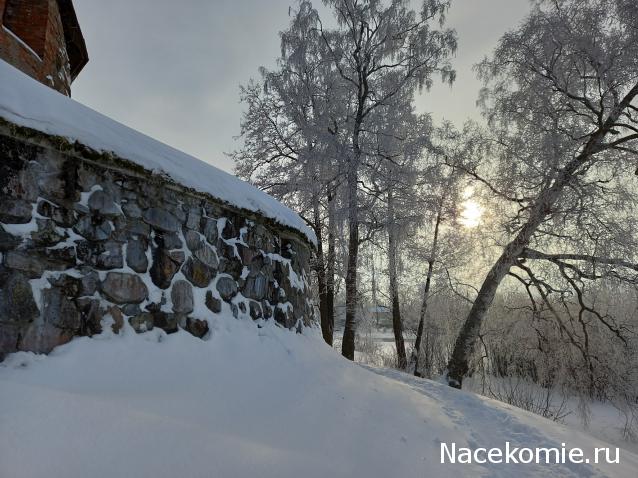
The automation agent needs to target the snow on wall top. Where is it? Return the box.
[0,60,316,245]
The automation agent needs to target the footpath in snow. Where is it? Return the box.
[1,318,636,478]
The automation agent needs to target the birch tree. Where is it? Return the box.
[408,123,467,377]
[233,2,344,344]
[446,0,638,388]
[234,0,456,357]
[319,0,457,360]
[366,93,435,368]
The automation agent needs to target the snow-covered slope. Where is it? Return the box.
[1,320,636,478]
[0,60,316,245]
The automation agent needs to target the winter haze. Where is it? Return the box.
[5,0,638,476]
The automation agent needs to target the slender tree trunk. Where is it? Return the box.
[313,200,333,345]
[324,192,336,346]
[413,261,434,376]
[412,204,442,377]
[387,190,407,368]
[371,257,379,327]
[342,76,368,360]
[341,146,360,360]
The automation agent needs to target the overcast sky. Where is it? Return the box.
[72,0,530,173]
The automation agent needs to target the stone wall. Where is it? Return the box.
[0,120,315,360]
[0,0,73,95]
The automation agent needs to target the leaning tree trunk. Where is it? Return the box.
[446,83,637,388]
[446,190,561,388]
[411,204,442,377]
[387,190,407,369]
[446,250,516,388]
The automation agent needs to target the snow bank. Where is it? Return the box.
[0,60,316,245]
[1,318,636,478]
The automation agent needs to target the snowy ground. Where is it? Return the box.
[463,376,638,456]
[562,401,638,456]
[1,319,637,478]
[350,327,638,455]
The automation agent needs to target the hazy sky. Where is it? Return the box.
[72,0,530,173]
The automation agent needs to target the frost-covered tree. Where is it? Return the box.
[409,125,467,377]
[318,0,457,360]
[235,0,456,357]
[362,92,435,368]
[446,0,638,388]
[233,2,345,344]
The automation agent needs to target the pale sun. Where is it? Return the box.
[459,200,483,228]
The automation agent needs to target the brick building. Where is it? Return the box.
[0,0,87,96]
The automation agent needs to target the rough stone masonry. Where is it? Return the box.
[0,119,315,360]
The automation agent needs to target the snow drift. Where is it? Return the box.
[1,317,636,478]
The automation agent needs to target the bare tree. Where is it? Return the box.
[446,0,638,388]
[319,0,457,360]
[233,2,345,344]
[411,191,443,375]
[234,1,456,354]
[370,98,434,368]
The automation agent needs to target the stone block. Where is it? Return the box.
[100,272,148,304]
[0,197,32,224]
[171,280,194,315]
[142,208,180,232]
[182,257,213,288]
[216,276,238,302]
[126,238,148,273]
[0,271,39,324]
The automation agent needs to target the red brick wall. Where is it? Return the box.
[0,0,72,96]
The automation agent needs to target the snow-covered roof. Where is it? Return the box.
[0,60,316,245]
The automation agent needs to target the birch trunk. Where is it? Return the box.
[313,200,333,346]
[387,190,407,369]
[342,66,368,358]
[341,160,359,360]
[324,192,336,346]
[447,151,596,387]
[411,204,442,377]
[445,90,636,387]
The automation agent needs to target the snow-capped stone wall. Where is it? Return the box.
[0,120,315,359]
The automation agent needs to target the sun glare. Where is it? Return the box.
[459,200,483,228]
